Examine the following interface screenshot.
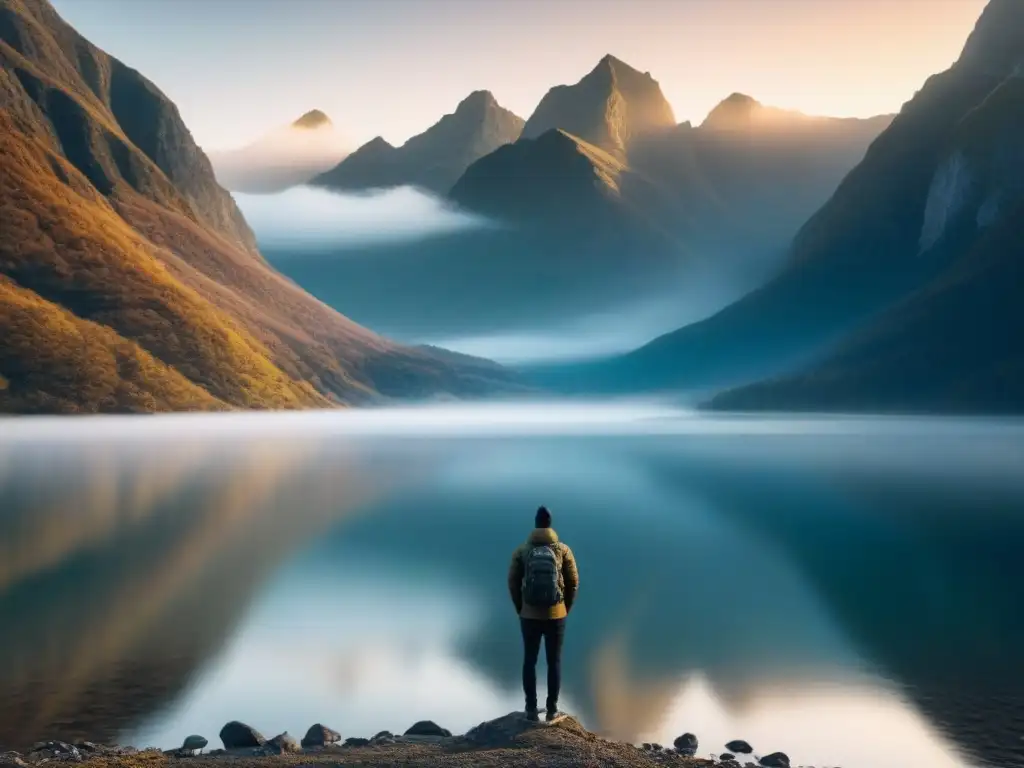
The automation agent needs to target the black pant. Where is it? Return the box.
[520,617,565,712]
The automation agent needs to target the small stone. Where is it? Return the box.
[651,743,663,751]
[673,733,698,756]
[726,740,753,754]
[300,724,341,748]
[720,754,735,762]
[343,738,369,747]
[219,721,265,749]
[759,753,791,768]
[263,733,300,754]
[372,730,393,740]
[403,720,451,738]
[642,743,653,751]
[181,736,207,754]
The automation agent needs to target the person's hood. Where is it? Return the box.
[527,527,559,546]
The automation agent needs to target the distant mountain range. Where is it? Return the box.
[537,0,1024,414]
[0,0,523,413]
[311,90,524,194]
[277,55,891,347]
[208,109,350,193]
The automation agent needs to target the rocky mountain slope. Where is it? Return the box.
[0,0,521,414]
[312,90,523,194]
[208,109,349,193]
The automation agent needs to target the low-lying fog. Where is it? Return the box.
[238,185,774,364]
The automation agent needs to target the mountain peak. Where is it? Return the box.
[292,109,331,129]
[702,93,764,128]
[589,53,652,81]
[455,89,499,113]
[361,136,396,152]
[523,55,674,154]
[957,0,1024,76]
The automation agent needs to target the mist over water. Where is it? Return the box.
[235,186,491,249]
[2,404,1023,768]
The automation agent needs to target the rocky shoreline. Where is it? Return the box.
[1,712,812,768]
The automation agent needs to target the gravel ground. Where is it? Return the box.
[5,716,732,768]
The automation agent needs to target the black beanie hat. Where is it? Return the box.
[535,506,552,528]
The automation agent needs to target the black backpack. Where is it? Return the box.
[522,544,563,607]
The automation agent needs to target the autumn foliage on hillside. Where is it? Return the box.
[0,0,519,413]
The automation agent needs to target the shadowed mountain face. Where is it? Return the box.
[521,54,676,158]
[0,0,522,413]
[208,109,349,193]
[312,90,524,194]
[534,0,1023,406]
[708,6,1024,413]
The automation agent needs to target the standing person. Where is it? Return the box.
[508,505,580,721]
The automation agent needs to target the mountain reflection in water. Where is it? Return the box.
[1,406,1022,768]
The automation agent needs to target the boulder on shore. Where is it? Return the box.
[726,739,753,754]
[219,721,264,749]
[464,710,586,749]
[181,736,207,754]
[759,752,791,767]
[673,732,698,756]
[343,737,370,747]
[300,724,341,748]
[403,720,452,738]
[263,733,300,754]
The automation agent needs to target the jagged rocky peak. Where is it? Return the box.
[590,53,656,82]
[455,89,499,112]
[522,53,675,153]
[292,109,331,129]
[957,0,1024,77]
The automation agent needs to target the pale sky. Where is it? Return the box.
[51,0,988,151]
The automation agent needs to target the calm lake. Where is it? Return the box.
[2,403,1023,768]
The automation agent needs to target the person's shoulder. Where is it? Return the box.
[557,541,574,556]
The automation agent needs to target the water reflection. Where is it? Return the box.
[1,408,1023,768]
[0,435,397,748]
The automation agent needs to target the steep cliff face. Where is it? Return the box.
[0,0,520,413]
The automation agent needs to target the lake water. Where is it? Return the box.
[2,403,1023,767]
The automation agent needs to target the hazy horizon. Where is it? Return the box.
[50,0,986,151]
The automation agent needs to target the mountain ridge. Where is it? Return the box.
[313,89,524,194]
